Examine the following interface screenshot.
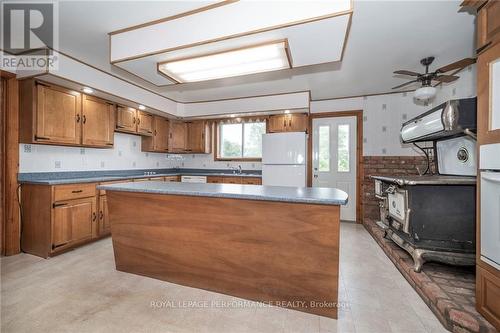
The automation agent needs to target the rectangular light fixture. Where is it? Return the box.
[157,40,291,83]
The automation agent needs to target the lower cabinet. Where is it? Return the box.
[477,264,500,330]
[207,176,262,185]
[21,183,98,258]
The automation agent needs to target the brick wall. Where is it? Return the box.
[362,156,429,223]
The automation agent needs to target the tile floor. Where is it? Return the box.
[1,223,448,333]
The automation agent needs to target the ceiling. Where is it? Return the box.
[58,1,476,103]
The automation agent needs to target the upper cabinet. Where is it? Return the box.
[476,0,500,53]
[116,107,153,136]
[82,95,115,147]
[168,121,187,152]
[137,111,154,136]
[142,116,169,152]
[19,79,115,148]
[268,114,308,133]
[186,120,211,153]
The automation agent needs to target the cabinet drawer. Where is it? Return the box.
[53,183,96,201]
[165,176,180,182]
[242,177,262,185]
[207,176,224,183]
[222,176,242,184]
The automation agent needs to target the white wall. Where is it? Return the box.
[19,132,177,173]
[177,153,262,171]
[310,65,476,156]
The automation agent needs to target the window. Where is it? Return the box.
[337,124,350,172]
[218,121,266,159]
[318,125,330,172]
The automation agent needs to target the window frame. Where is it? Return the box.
[214,117,267,162]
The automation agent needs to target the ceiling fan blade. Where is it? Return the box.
[392,79,420,90]
[393,70,421,76]
[433,75,460,83]
[436,58,476,73]
[433,68,463,87]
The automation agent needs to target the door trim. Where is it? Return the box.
[308,110,363,223]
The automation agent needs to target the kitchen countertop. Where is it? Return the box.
[370,175,477,185]
[98,181,349,206]
[18,168,261,185]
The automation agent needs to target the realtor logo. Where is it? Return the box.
[1,1,58,71]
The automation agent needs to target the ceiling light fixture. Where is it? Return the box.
[414,86,436,101]
[157,40,291,83]
[284,110,290,114]
[82,87,93,94]
[138,105,146,110]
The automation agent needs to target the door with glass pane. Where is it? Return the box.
[312,116,357,221]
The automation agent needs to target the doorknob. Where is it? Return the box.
[314,167,318,171]
[314,174,318,178]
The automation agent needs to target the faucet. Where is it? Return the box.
[237,165,242,174]
[229,165,243,174]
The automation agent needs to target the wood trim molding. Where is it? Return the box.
[2,77,20,255]
[308,110,363,223]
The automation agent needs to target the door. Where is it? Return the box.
[116,106,137,133]
[169,121,187,152]
[99,195,110,236]
[52,197,95,249]
[36,83,81,145]
[312,116,357,221]
[82,95,115,147]
[137,111,153,136]
[186,121,207,153]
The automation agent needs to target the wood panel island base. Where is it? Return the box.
[101,182,348,318]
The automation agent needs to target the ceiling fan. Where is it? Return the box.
[392,56,476,100]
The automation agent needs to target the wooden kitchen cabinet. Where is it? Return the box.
[142,116,169,152]
[268,114,308,133]
[116,106,138,133]
[168,121,188,152]
[137,111,154,136]
[98,195,110,236]
[165,176,180,182]
[477,265,500,330]
[82,95,115,147]
[20,80,82,146]
[186,120,211,153]
[478,41,500,145]
[241,177,262,185]
[21,183,99,258]
[222,176,242,184]
[476,0,500,53]
[207,176,224,183]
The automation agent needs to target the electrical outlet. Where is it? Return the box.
[23,144,32,153]
[382,148,387,154]
[145,153,149,157]
[132,161,136,167]
[402,113,408,120]
[132,141,137,147]
[54,161,61,169]
[80,148,85,155]
[100,161,105,168]
[156,161,159,167]
[382,104,387,110]
[382,126,387,132]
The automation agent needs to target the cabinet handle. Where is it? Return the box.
[82,115,86,124]
[283,118,286,127]
[289,119,292,127]
[116,125,126,129]
[99,211,103,220]
[92,212,96,222]
[53,202,67,208]
[76,114,80,123]
[137,118,141,125]
[133,117,136,124]
[71,190,83,193]
[35,135,50,140]
[154,130,157,136]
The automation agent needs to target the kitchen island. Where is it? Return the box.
[99,181,348,318]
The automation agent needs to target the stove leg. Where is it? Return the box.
[412,249,425,273]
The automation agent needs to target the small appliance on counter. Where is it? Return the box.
[371,97,477,272]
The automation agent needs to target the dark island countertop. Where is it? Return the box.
[98,181,349,206]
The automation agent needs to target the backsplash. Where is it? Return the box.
[19,133,177,173]
[178,153,262,171]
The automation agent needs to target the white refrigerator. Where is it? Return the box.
[262,132,307,187]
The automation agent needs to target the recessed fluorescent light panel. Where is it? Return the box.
[158,40,291,83]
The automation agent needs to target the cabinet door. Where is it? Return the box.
[35,83,82,145]
[164,176,180,182]
[478,41,500,145]
[137,111,154,136]
[289,114,309,132]
[52,197,96,250]
[242,177,262,185]
[116,106,137,133]
[207,176,224,183]
[155,117,169,151]
[98,195,110,236]
[187,121,210,153]
[268,115,287,133]
[82,95,115,147]
[477,1,500,52]
[222,176,242,184]
[169,121,187,152]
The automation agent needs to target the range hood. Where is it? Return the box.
[400,97,477,143]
